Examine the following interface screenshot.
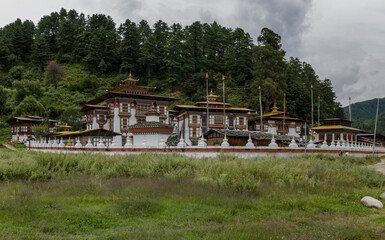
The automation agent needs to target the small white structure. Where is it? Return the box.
[268,135,278,148]
[321,138,329,149]
[197,135,207,148]
[124,136,133,148]
[245,133,255,148]
[289,136,298,148]
[177,136,186,148]
[221,133,230,148]
[52,138,58,148]
[74,137,82,148]
[85,137,93,148]
[58,138,65,148]
[97,137,106,148]
[307,138,316,149]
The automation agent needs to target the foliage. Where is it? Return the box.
[0,86,7,113]
[344,97,385,121]
[0,127,11,142]
[344,98,385,135]
[59,106,85,130]
[31,121,50,138]
[13,95,46,117]
[0,8,343,125]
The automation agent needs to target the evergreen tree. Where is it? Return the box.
[118,19,140,73]
[164,23,184,89]
[30,35,51,68]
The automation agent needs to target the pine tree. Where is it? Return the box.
[118,19,140,73]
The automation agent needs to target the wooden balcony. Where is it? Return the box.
[235,125,247,129]
[188,123,201,128]
[209,124,228,128]
[119,112,131,117]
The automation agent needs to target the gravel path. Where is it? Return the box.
[369,159,385,175]
[1,143,16,151]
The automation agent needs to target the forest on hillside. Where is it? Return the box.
[343,98,385,135]
[0,8,344,129]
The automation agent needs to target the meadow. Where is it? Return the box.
[0,149,385,239]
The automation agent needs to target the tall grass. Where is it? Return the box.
[1,150,385,239]
[0,149,383,194]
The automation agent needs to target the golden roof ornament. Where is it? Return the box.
[271,103,279,112]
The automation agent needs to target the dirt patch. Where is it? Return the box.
[0,143,16,151]
[369,159,385,175]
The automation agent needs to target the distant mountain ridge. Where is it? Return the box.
[343,97,385,121]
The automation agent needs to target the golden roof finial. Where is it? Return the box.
[210,89,213,95]
[129,72,132,79]
[206,72,208,78]
[272,103,279,112]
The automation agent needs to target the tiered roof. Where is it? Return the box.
[81,73,179,112]
[249,104,304,122]
[174,90,253,113]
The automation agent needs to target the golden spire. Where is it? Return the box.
[129,72,132,79]
[206,72,208,78]
[210,89,213,95]
[222,75,225,81]
[259,86,261,90]
[271,103,279,112]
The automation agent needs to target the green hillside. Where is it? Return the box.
[343,98,385,135]
[0,8,344,140]
[344,98,385,121]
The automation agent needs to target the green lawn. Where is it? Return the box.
[0,150,385,239]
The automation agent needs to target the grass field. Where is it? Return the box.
[1,150,385,239]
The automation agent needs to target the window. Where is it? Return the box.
[109,104,114,114]
[137,104,151,115]
[239,117,245,126]
[192,115,198,124]
[159,106,165,115]
[228,116,233,127]
[99,114,105,121]
[192,128,197,138]
[214,115,224,125]
[21,126,28,132]
[122,118,128,129]
[122,103,129,113]
[264,125,268,130]
[137,118,146,124]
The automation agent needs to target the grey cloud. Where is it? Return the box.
[233,0,313,57]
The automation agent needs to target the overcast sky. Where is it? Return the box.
[1,0,385,106]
